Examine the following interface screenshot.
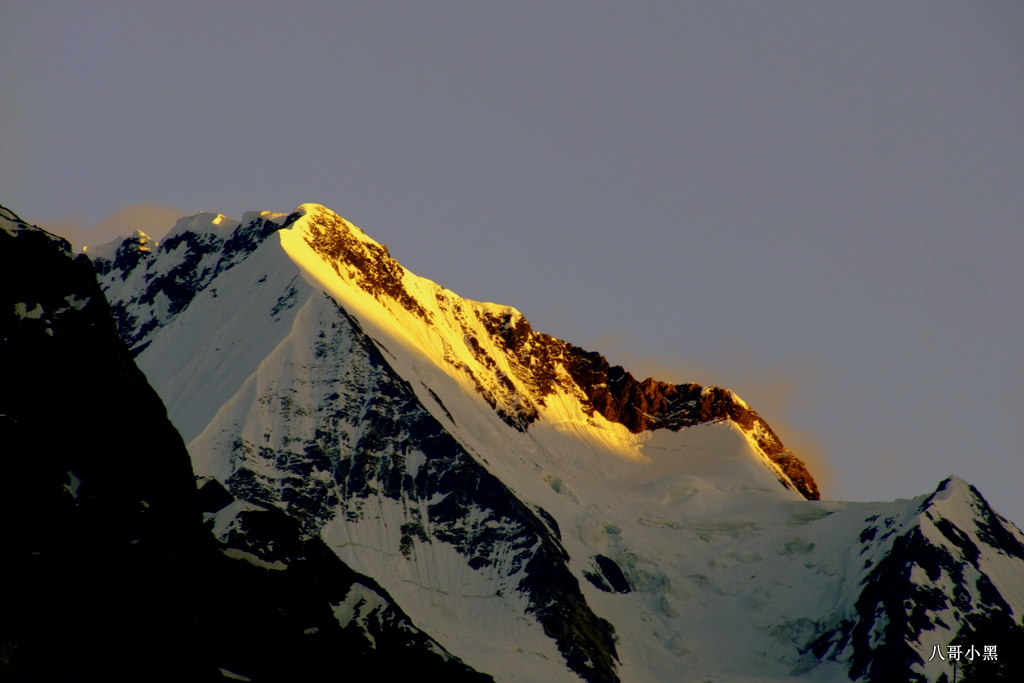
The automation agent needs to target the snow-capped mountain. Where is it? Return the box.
[1,205,490,682]
[10,200,1022,681]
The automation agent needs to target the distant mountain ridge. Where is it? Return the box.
[5,201,1022,681]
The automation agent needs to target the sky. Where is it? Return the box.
[3,1,1023,524]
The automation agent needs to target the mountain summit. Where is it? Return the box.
[8,202,1019,681]
[296,205,820,500]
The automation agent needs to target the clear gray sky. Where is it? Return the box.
[4,1,1023,523]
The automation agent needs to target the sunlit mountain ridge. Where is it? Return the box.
[4,202,1023,681]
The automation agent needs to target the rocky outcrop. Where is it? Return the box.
[292,205,432,321]
[479,310,821,500]
[562,350,820,500]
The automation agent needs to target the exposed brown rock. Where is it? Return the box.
[480,311,821,501]
[297,206,432,322]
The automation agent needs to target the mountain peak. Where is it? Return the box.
[281,204,820,499]
[83,201,819,500]
[295,203,383,246]
[286,203,434,321]
[73,200,1024,681]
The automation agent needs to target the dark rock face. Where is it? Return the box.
[0,207,490,682]
[584,555,632,594]
[1,206,210,680]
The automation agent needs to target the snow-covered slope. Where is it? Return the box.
[93,203,1024,682]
